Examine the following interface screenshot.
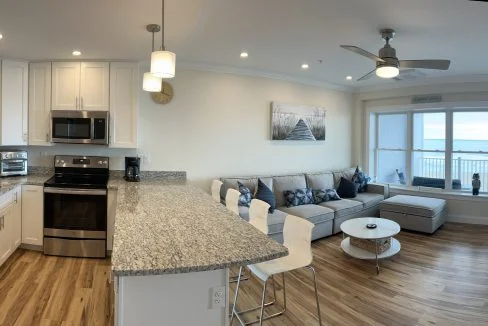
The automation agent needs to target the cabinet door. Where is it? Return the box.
[0,204,13,266]
[80,62,109,111]
[21,185,44,247]
[29,62,53,146]
[109,62,138,148]
[52,62,80,110]
[1,60,28,145]
[12,188,22,249]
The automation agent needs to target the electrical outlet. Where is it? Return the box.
[210,286,226,309]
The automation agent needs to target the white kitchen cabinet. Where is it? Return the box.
[107,188,117,252]
[12,187,22,249]
[52,62,109,111]
[0,59,28,145]
[109,62,138,148]
[29,62,52,146]
[0,190,16,266]
[21,185,44,247]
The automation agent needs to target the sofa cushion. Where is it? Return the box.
[238,206,250,221]
[237,206,288,235]
[337,177,358,198]
[319,199,363,218]
[237,181,252,207]
[220,177,257,200]
[255,178,276,213]
[272,175,307,208]
[380,195,446,218]
[284,188,313,207]
[305,172,334,190]
[333,168,356,189]
[350,193,384,209]
[278,204,335,225]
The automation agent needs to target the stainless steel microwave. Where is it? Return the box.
[51,110,109,145]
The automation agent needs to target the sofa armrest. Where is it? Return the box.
[367,183,389,198]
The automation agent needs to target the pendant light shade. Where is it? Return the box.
[143,72,162,92]
[150,50,176,78]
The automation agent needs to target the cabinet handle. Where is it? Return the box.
[1,216,3,230]
[76,96,79,109]
[81,97,84,110]
[14,192,18,204]
[46,133,49,142]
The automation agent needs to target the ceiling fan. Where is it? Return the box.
[340,28,451,81]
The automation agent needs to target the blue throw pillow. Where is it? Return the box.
[313,189,341,204]
[284,188,313,207]
[337,177,358,198]
[255,178,276,213]
[237,181,252,207]
[352,166,371,193]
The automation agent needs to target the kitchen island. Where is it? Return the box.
[109,178,288,326]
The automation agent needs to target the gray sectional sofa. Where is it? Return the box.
[220,168,388,243]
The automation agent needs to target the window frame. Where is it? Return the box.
[370,105,488,194]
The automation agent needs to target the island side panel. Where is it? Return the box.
[117,268,228,326]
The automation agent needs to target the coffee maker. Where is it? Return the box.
[124,157,140,182]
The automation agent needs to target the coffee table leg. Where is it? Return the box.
[375,241,380,275]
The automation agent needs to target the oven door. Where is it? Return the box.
[44,187,107,239]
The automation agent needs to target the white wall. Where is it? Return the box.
[136,69,354,189]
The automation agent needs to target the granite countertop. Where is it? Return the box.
[0,174,50,196]
[110,179,288,277]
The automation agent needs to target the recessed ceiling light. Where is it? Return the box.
[301,64,309,69]
[346,76,353,80]
[0,34,3,40]
[72,50,82,56]
[240,52,248,58]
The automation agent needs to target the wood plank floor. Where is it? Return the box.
[0,222,487,326]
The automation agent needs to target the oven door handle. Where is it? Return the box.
[44,187,107,196]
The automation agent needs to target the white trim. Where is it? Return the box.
[389,185,488,202]
[447,214,488,225]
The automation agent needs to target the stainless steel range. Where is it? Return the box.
[43,155,109,258]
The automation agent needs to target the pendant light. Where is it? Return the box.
[150,0,176,78]
[143,24,162,92]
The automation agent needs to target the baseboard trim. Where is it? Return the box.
[20,244,43,252]
[447,214,488,225]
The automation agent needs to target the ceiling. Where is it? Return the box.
[1,0,488,88]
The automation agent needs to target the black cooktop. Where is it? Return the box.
[44,174,109,189]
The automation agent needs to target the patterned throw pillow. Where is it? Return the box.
[255,178,276,213]
[284,188,313,207]
[313,189,341,204]
[237,181,252,207]
[351,166,371,193]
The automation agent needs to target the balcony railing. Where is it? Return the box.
[419,157,488,192]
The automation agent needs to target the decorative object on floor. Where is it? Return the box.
[255,178,276,213]
[150,0,176,78]
[337,177,358,198]
[472,173,481,195]
[352,166,370,193]
[271,102,326,141]
[151,81,174,104]
[142,24,162,92]
[237,181,252,207]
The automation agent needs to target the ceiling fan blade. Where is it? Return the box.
[399,60,451,70]
[340,45,385,63]
[357,69,377,81]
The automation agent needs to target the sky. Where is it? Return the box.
[423,112,488,140]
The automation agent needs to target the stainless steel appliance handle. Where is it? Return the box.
[44,187,106,196]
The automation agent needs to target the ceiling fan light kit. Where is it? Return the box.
[341,28,451,82]
[150,0,176,79]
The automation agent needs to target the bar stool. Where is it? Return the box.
[248,199,270,235]
[231,214,322,326]
[211,179,223,203]
[225,189,240,215]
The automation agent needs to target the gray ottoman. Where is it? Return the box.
[379,195,447,234]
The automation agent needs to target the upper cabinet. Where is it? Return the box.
[109,62,138,148]
[52,62,109,111]
[29,62,52,146]
[0,59,28,146]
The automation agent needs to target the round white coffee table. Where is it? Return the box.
[340,217,401,274]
